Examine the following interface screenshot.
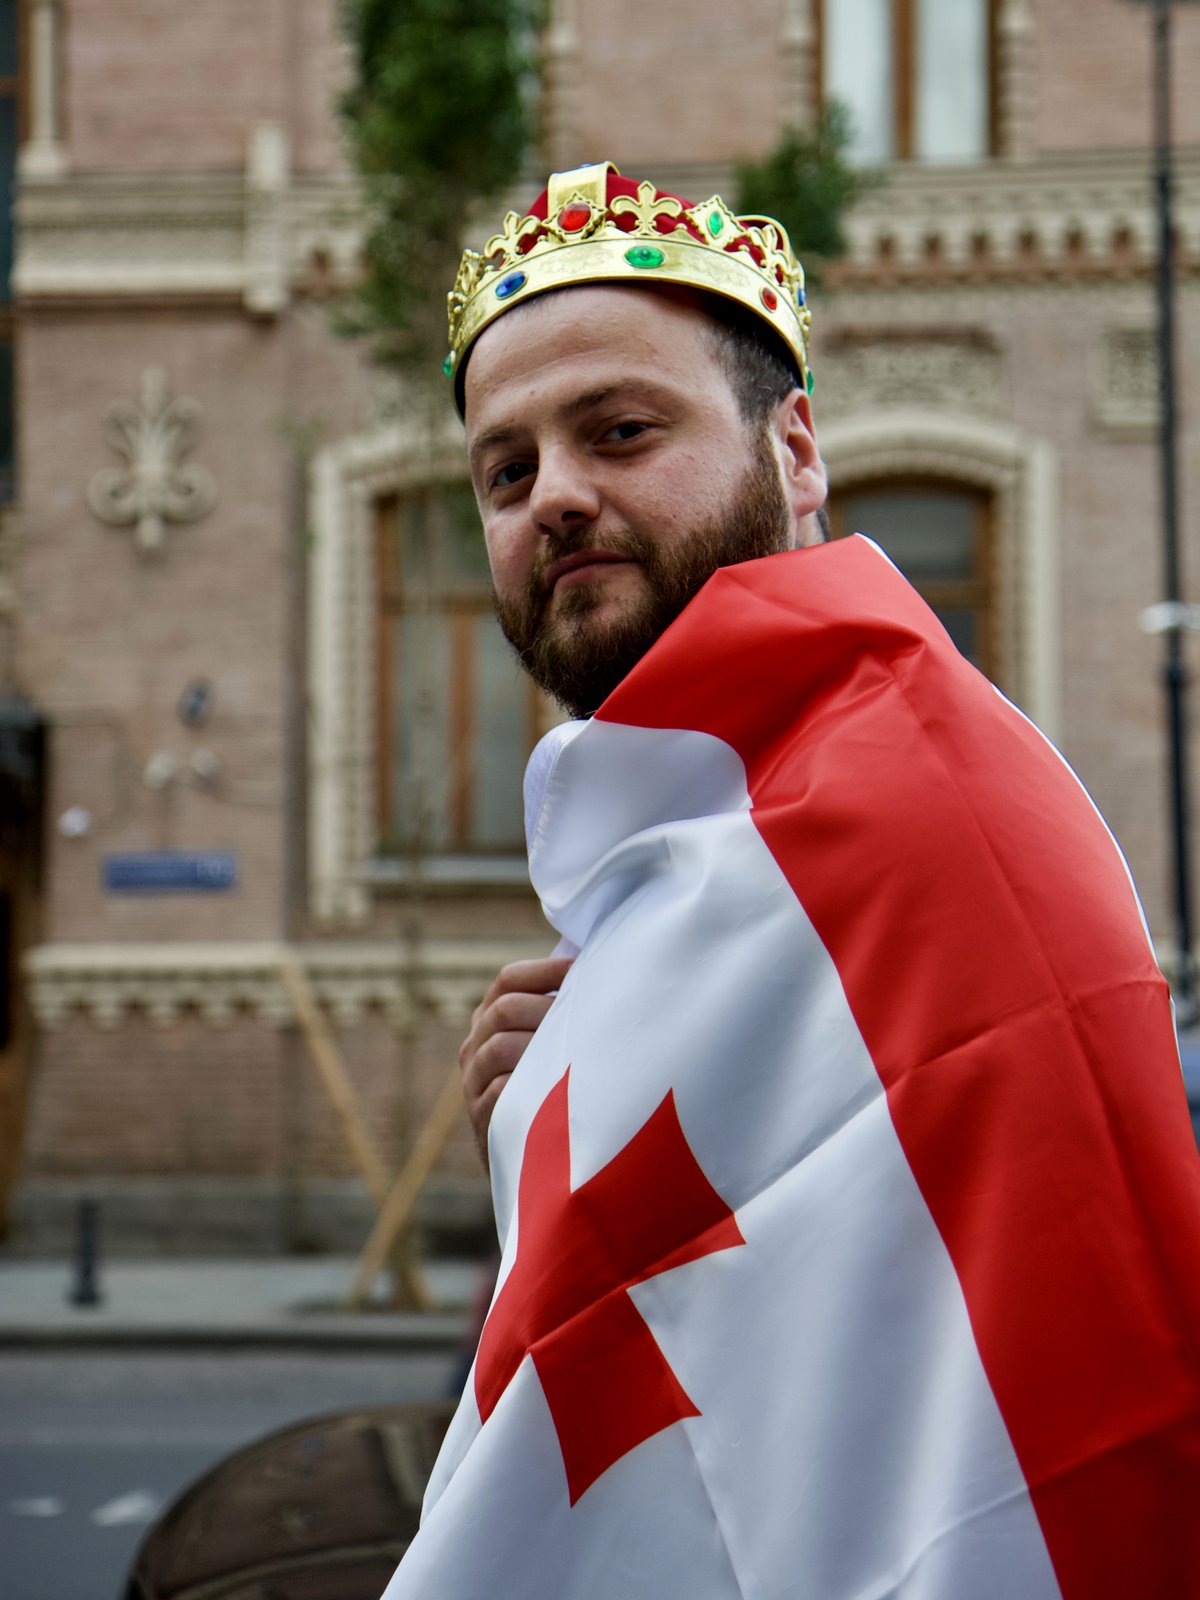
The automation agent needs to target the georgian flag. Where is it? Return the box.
[384,536,1200,1599]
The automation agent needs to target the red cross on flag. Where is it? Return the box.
[384,538,1200,1599]
[475,1069,744,1505]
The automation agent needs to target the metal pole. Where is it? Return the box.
[1152,0,1197,1024]
[68,1196,102,1307]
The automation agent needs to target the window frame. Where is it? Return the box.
[814,0,1001,164]
[828,475,996,677]
[373,490,549,860]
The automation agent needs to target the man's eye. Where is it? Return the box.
[492,461,533,489]
[603,420,648,444]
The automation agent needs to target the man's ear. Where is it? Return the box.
[772,388,828,546]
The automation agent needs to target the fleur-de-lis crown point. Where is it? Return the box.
[445,162,812,414]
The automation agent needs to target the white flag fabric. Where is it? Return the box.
[383,537,1200,1599]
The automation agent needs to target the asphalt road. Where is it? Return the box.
[0,1347,459,1600]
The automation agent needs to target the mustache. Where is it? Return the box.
[491,430,792,719]
[527,529,650,597]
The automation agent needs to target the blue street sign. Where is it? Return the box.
[103,851,239,893]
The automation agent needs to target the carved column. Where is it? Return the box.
[542,0,582,171]
[781,0,819,132]
[995,0,1037,163]
[244,121,290,316]
[19,0,67,180]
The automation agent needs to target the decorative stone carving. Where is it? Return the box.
[836,148,1198,280]
[23,939,550,1031]
[1091,325,1160,437]
[816,335,1004,419]
[87,367,217,555]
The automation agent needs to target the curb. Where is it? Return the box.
[0,1312,472,1352]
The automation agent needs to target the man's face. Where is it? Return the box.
[464,285,821,716]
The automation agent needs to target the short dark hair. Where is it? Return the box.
[700,295,802,426]
[701,296,830,542]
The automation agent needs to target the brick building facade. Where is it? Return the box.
[2,0,1198,1251]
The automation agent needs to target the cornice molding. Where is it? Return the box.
[16,148,1198,310]
[832,148,1200,288]
[23,938,550,1030]
[13,159,363,313]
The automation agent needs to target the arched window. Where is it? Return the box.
[829,480,995,675]
[817,0,996,165]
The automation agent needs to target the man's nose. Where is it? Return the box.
[528,447,602,533]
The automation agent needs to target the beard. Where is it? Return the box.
[493,429,792,718]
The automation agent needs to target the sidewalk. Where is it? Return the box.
[0,1256,480,1350]
[7,1050,1195,1353]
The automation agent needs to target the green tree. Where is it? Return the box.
[340,0,545,378]
[735,104,880,283]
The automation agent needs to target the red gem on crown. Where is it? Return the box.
[559,204,592,233]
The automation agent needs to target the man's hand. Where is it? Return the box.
[459,956,575,1170]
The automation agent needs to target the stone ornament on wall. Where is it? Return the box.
[87,367,218,556]
[1091,325,1160,438]
[816,334,1004,420]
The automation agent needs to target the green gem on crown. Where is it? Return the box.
[707,212,724,238]
[806,369,815,395]
[625,245,665,270]
[442,353,454,377]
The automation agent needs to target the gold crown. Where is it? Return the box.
[445,162,812,413]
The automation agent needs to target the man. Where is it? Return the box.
[383,164,1200,1599]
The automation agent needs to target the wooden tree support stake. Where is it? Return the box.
[348,1060,466,1311]
[278,958,392,1208]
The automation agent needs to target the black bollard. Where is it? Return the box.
[68,1196,102,1308]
